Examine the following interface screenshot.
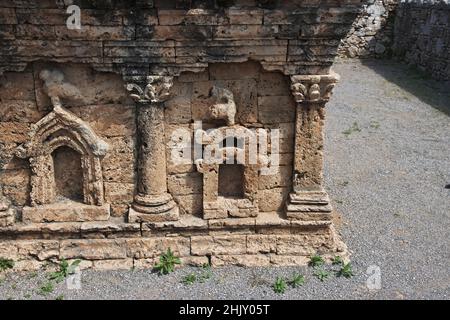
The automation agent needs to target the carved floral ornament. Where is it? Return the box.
[290,73,340,103]
[126,76,174,103]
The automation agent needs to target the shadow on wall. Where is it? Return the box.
[392,0,450,81]
[360,59,450,116]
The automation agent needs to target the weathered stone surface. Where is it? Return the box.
[60,239,127,260]
[80,221,141,238]
[339,0,396,59]
[1,169,30,206]
[0,208,14,227]
[168,172,203,195]
[172,194,203,216]
[102,136,136,184]
[257,187,290,212]
[0,241,18,260]
[247,235,277,254]
[16,240,59,261]
[269,254,309,266]
[258,96,296,124]
[93,258,134,270]
[22,203,111,223]
[212,254,271,267]
[0,1,356,268]
[276,233,334,255]
[393,0,450,80]
[191,235,246,255]
[126,237,190,259]
[70,104,136,138]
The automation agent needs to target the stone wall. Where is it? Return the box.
[339,0,398,58]
[393,0,450,80]
[0,0,360,269]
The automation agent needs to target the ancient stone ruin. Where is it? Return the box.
[0,0,362,270]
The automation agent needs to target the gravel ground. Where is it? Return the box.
[0,59,449,300]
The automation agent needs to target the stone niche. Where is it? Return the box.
[0,0,362,270]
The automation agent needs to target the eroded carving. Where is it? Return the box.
[39,69,84,107]
[290,73,340,103]
[208,86,237,126]
[16,105,109,207]
[194,125,268,220]
[16,69,110,222]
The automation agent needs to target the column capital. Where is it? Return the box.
[290,72,340,104]
[126,75,174,104]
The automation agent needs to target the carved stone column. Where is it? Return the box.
[127,76,179,222]
[286,73,340,221]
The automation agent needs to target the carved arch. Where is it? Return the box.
[16,106,109,206]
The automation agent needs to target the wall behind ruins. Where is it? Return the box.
[339,0,398,58]
[393,0,450,81]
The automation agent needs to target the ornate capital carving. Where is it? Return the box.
[290,73,340,104]
[126,76,174,104]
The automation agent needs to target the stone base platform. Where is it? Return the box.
[22,203,111,223]
[0,213,349,271]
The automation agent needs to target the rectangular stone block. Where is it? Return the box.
[0,169,30,206]
[0,241,18,260]
[60,239,127,260]
[158,9,221,25]
[173,194,203,216]
[104,182,135,204]
[93,258,134,270]
[22,203,110,223]
[70,104,136,138]
[269,254,309,266]
[214,25,275,40]
[136,25,213,41]
[209,61,260,80]
[7,40,103,58]
[16,240,60,261]
[191,235,247,256]
[257,71,291,96]
[167,172,203,196]
[15,25,57,39]
[258,96,296,124]
[126,237,191,259]
[212,254,271,267]
[247,235,277,254]
[276,234,333,255]
[227,9,263,25]
[258,165,292,189]
[0,72,35,100]
[165,96,192,124]
[0,25,14,39]
[0,122,30,143]
[102,136,136,183]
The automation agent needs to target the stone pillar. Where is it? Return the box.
[286,73,339,221]
[126,76,179,222]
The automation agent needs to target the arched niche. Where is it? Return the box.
[16,106,110,223]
